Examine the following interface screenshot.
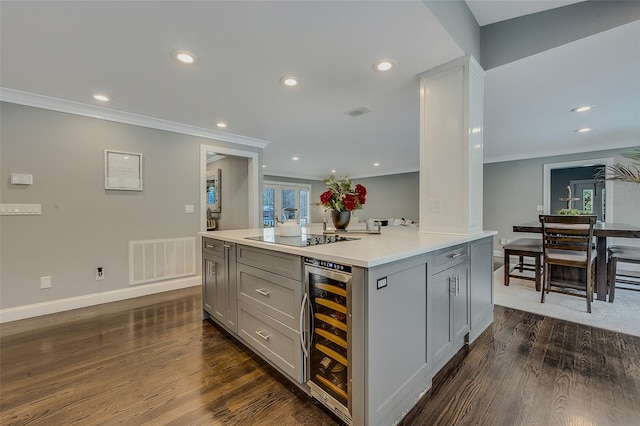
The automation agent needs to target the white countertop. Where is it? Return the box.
[200,226,496,268]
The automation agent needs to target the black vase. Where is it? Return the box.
[331,211,351,230]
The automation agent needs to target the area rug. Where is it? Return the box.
[494,266,640,337]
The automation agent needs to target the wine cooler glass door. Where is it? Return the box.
[305,263,352,419]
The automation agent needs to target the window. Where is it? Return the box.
[582,189,593,214]
[263,181,311,227]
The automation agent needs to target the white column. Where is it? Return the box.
[419,56,485,235]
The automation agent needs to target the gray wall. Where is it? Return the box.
[265,172,420,224]
[484,147,640,252]
[481,0,640,70]
[0,102,261,309]
[208,156,249,230]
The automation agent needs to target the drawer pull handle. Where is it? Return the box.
[205,243,214,249]
[255,288,271,297]
[448,252,462,258]
[255,330,271,341]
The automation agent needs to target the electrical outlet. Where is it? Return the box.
[96,267,105,281]
[500,238,506,245]
[40,276,52,289]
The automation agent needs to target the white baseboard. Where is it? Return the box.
[0,276,201,324]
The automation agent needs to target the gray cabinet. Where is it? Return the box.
[430,244,470,372]
[363,254,431,426]
[202,238,237,333]
[469,237,494,342]
[236,244,304,383]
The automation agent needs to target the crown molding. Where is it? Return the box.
[0,88,270,149]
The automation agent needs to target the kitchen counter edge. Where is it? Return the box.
[199,227,497,268]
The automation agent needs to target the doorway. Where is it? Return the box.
[199,144,260,231]
[543,157,614,222]
[263,181,311,227]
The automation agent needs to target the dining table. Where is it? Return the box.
[513,221,640,301]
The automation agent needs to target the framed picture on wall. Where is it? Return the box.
[105,150,143,191]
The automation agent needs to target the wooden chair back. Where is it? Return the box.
[538,214,597,312]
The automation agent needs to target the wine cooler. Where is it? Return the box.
[303,257,353,425]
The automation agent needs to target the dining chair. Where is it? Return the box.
[539,214,597,313]
[503,238,543,291]
[607,245,640,302]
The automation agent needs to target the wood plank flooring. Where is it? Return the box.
[2,286,639,425]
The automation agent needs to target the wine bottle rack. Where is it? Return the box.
[311,279,349,405]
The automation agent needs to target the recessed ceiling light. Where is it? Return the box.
[374,163,380,167]
[576,128,592,133]
[571,105,592,113]
[280,76,299,87]
[292,156,299,161]
[331,170,336,173]
[373,59,396,72]
[171,50,198,64]
[216,122,227,128]
[262,164,266,168]
[93,94,110,102]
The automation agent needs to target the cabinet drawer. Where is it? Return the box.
[238,301,303,383]
[432,243,468,274]
[237,264,301,329]
[203,237,225,257]
[237,244,302,280]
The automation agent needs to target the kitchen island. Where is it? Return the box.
[200,226,496,425]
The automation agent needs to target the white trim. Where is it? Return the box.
[0,276,201,324]
[494,249,504,258]
[542,157,614,221]
[0,88,269,149]
[200,145,261,231]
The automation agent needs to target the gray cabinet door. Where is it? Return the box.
[431,268,453,368]
[469,237,493,342]
[430,258,470,371]
[452,262,470,347]
[224,243,237,332]
[203,252,223,319]
[202,239,237,333]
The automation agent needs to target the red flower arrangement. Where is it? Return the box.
[318,175,367,212]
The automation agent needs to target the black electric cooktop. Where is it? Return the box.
[245,233,358,247]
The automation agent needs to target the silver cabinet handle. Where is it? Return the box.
[255,330,271,341]
[456,275,460,295]
[224,244,231,249]
[255,288,271,296]
[449,277,457,293]
[448,252,462,258]
[300,292,309,358]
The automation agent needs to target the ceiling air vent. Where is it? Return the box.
[346,106,372,117]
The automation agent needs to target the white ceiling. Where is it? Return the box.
[1,1,638,180]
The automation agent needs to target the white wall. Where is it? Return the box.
[0,102,262,313]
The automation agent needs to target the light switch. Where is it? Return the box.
[185,204,195,214]
[11,173,33,185]
[428,199,441,213]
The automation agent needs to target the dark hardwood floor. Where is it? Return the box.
[2,286,639,425]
